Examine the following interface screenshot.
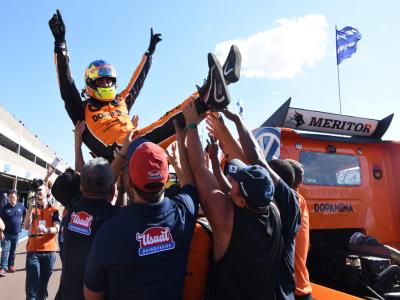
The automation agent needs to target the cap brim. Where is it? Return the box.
[126,137,151,161]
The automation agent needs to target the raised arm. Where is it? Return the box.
[119,28,162,111]
[74,120,86,173]
[222,108,281,185]
[43,165,55,185]
[166,142,184,185]
[172,120,194,187]
[49,10,84,125]
[183,103,233,260]
[206,113,246,162]
[206,135,231,195]
[23,198,35,230]
[111,130,135,184]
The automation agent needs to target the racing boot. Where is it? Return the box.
[222,45,241,85]
[196,53,231,114]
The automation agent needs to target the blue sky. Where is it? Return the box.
[1,1,399,166]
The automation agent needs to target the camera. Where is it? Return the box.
[31,178,44,191]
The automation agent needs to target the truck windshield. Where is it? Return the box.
[300,152,361,186]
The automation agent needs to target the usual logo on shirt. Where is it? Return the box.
[136,226,175,257]
[68,211,93,236]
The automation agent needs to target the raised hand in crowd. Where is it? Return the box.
[131,114,139,128]
[206,112,246,163]
[43,165,55,184]
[173,120,194,187]
[166,142,183,182]
[111,129,136,183]
[220,108,277,181]
[206,135,231,194]
[74,120,86,173]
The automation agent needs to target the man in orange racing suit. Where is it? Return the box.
[49,10,241,161]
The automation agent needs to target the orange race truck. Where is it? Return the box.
[257,99,400,300]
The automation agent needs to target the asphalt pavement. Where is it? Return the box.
[0,239,62,300]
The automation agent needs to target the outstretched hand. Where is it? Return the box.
[182,101,200,126]
[131,115,139,128]
[205,113,227,141]
[221,108,239,122]
[74,120,86,147]
[49,9,66,43]
[173,119,187,144]
[166,142,180,167]
[206,135,219,163]
[147,28,162,55]
[120,130,137,156]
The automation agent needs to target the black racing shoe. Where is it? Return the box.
[222,45,242,85]
[196,53,231,113]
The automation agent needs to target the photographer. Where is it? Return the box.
[23,178,60,300]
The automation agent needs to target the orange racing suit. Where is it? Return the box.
[55,50,198,161]
[55,50,153,160]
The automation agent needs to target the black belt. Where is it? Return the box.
[29,233,45,238]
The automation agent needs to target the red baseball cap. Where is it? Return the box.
[128,140,169,192]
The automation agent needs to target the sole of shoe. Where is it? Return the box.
[222,45,242,85]
[207,53,231,109]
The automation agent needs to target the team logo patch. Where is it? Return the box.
[148,170,163,180]
[68,211,93,236]
[136,227,175,256]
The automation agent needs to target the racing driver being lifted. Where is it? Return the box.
[49,10,242,161]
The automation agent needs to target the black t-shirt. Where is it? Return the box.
[84,185,198,300]
[209,203,283,300]
[60,197,120,299]
[274,179,301,300]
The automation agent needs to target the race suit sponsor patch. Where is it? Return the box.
[136,226,175,256]
[68,211,94,236]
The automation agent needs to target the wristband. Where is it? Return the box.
[54,41,68,55]
[186,123,197,129]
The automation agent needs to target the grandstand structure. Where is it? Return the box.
[0,105,68,202]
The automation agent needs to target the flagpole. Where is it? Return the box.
[337,66,342,115]
[336,25,343,115]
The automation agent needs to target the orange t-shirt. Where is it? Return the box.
[295,192,312,295]
[183,221,212,300]
[26,205,59,252]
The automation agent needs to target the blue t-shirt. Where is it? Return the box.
[84,184,198,300]
[274,179,301,300]
[0,202,26,235]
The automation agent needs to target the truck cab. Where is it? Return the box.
[258,99,400,299]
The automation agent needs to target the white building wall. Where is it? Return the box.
[0,105,69,182]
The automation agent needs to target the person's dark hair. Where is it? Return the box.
[52,168,81,208]
[269,159,295,188]
[133,183,164,203]
[80,158,114,194]
[31,178,44,191]
[7,189,17,195]
[286,159,304,189]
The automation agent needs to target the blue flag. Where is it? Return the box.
[236,98,244,118]
[336,26,362,65]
